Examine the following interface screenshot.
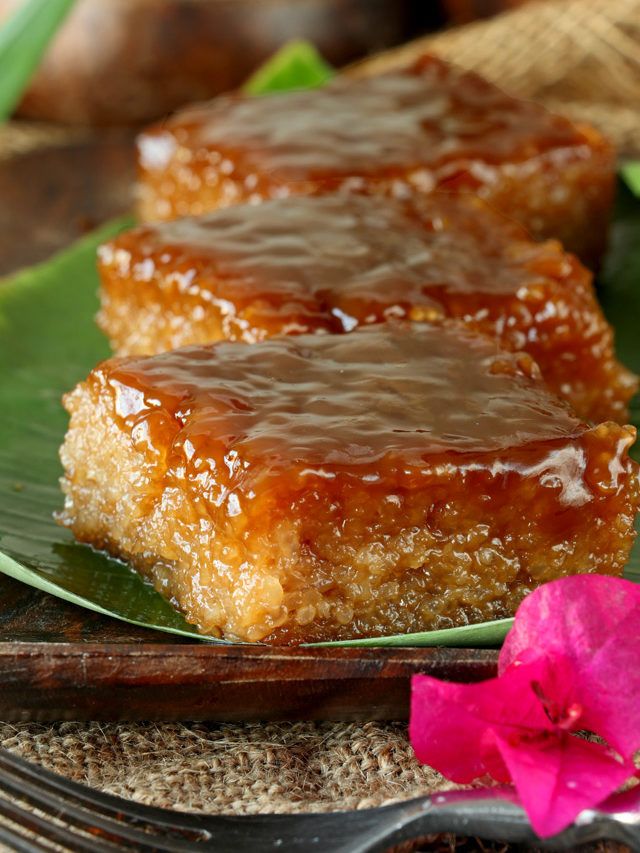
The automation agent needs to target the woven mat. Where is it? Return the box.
[0,721,458,815]
[351,0,640,158]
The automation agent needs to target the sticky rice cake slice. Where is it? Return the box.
[136,54,616,267]
[58,322,640,644]
[98,193,637,425]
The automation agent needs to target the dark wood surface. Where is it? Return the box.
[0,569,499,721]
[0,640,498,722]
[0,136,499,722]
[0,131,136,276]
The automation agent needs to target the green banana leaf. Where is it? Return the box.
[243,39,334,95]
[0,218,209,641]
[0,42,639,647]
[621,162,640,198]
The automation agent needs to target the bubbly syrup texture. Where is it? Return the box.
[137,54,616,267]
[106,323,591,489]
[99,193,638,423]
[118,194,559,322]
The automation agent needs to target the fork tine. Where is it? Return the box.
[0,828,48,853]
[0,748,208,852]
[0,816,55,853]
[0,749,215,843]
[0,788,114,853]
[0,750,338,853]
[0,749,429,853]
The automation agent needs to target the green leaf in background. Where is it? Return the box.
[0,219,223,642]
[243,39,334,95]
[0,0,76,122]
[0,40,638,648]
[620,162,640,198]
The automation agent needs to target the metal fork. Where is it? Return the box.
[0,746,639,852]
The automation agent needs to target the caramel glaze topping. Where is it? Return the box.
[99,324,632,512]
[102,192,637,425]
[117,193,568,335]
[140,55,593,184]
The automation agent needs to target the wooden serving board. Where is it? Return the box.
[0,135,499,722]
[0,572,498,723]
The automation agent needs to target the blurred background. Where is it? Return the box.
[0,0,534,126]
[0,0,638,271]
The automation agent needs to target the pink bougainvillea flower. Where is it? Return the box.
[409,575,640,838]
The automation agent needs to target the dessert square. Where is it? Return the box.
[58,322,639,644]
[136,55,616,267]
[98,193,637,424]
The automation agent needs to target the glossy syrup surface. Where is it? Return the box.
[103,323,589,490]
[147,55,589,181]
[118,193,565,324]
[101,191,638,425]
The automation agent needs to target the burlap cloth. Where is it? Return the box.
[0,721,457,814]
[350,0,640,158]
[0,0,638,846]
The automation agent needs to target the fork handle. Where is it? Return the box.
[353,788,640,853]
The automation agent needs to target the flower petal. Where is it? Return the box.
[409,661,552,784]
[495,730,635,838]
[500,575,640,757]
